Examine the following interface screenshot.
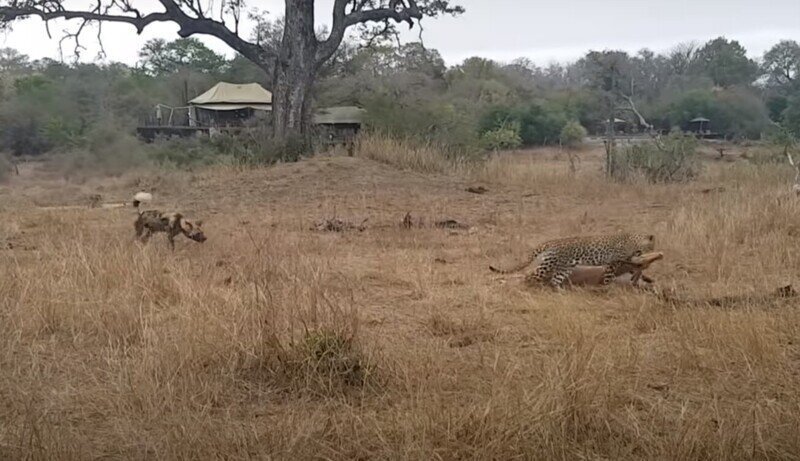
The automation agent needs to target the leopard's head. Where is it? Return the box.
[625,233,656,257]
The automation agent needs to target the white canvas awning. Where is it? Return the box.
[192,103,272,111]
[189,82,272,111]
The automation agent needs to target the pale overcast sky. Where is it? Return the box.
[1,0,798,67]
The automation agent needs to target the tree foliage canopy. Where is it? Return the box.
[138,38,228,75]
[0,32,793,159]
[763,40,800,85]
[692,37,758,87]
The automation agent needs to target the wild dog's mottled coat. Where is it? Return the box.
[133,193,206,250]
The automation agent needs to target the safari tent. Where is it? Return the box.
[313,106,366,145]
[188,82,273,127]
[688,117,711,135]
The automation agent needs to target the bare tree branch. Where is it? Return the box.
[317,0,423,64]
[620,94,654,134]
[0,0,275,75]
[0,4,171,34]
[154,0,273,70]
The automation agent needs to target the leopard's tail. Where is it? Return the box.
[132,192,153,214]
[489,248,545,274]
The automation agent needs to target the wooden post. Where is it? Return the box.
[605,115,615,177]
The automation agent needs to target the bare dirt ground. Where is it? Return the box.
[2,143,800,459]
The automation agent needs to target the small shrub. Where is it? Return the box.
[560,120,588,147]
[610,132,701,183]
[364,97,481,151]
[785,95,800,136]
[0,153,12,182]
[766,124,797,152]
[51,120,151,180]
[479,102,568,146]
[148,136,225,167]
[744,149,788,165]
[747,125,799,166]
[289,329,371,390]
[665,88,770,140]
[0,118,51,156]
[427,313,496,348]
[42,117,84,149]
[480,123,522,151]
[357,134,482,174]
[210,128,308,166]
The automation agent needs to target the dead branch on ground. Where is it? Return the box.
[312,217,368,232]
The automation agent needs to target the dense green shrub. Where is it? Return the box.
[0,153,12,182]
[664,88,769,139]
[559,120,587,147]
[53,121,150,179]
[746,125,799,165]
[0,35,793,171]
[610,132,701,183]
[784,95,800,137]
[148,136,225,167]
[479,102,567,146]
[480,122,522,151]
[209,128,307,165]
[363,95,480,152]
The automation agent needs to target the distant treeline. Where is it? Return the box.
[0,35,798,157]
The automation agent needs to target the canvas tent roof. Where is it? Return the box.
[314,106,366,125]
[189,82,272,111]
[690,117,710,122]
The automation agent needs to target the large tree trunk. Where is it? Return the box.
[272,0,318,143]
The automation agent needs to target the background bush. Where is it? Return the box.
[480,122,522,151]
[0,35,795,164]
[0,152,12,182]
[560,120,588,147]
[610,133,701,183]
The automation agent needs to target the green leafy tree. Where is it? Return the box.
[763,40,800,86]
[138,38,228,76]
[479,103,567,146]
[692,37,758,87]
[560,120,587,147]
[666,88,768,139]
[784,96,800,136]
[666,42,698,76]
[579,50,632,94]
[0,47,29,74]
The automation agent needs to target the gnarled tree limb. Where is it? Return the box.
[317,0,423,64]
[0,0,275,76]
[620,94,654,134]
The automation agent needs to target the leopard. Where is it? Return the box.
[132,192,206,250]
[489,233,656,288]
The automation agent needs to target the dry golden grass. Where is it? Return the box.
[2,142,800,459]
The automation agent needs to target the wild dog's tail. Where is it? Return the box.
[132,192,153,213]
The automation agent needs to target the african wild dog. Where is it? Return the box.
[133,192,206,250]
